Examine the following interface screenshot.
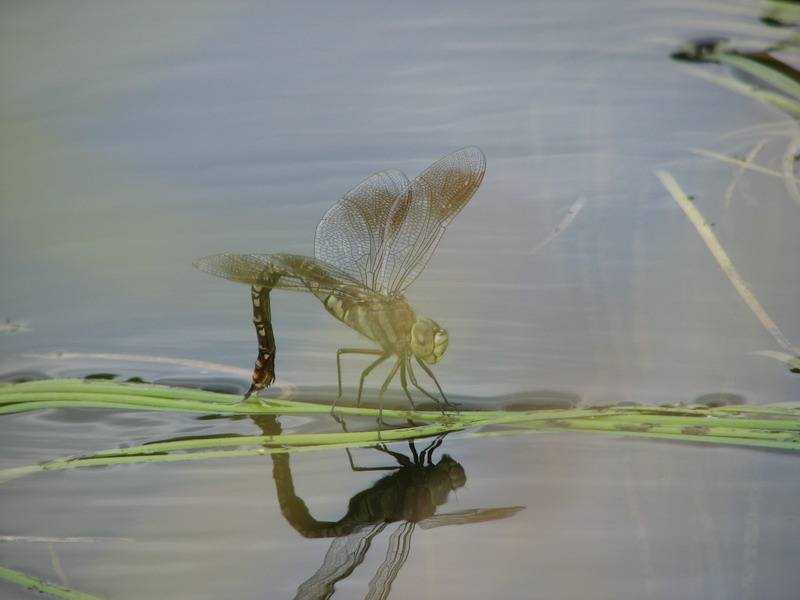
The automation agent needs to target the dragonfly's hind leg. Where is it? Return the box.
[244,284,277,401]
[333,409,399,470]
[333,348,388,414]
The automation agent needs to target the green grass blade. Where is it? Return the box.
[0,379,798,487]
[0,565,104,600]
[716,52,800,102]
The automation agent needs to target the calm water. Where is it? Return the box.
[1,1,799,598]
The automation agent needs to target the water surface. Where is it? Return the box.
[1,0,799,598]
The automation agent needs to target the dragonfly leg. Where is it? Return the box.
[419,434,442,458]
[353,353,391,408]
[405,360,447,413]
[374,444,413,467]
[414,357,460,411]
[334,413,400,471]
[398,361,417,411]
[345,451,402,472]
[408,440,420,465]
[333,348,386,413]
[422,435,446,465]
[376,359,401,434]
[331,413,390,471]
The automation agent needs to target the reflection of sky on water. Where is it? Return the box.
[1,0,798,404]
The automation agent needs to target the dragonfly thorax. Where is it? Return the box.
[411,317,449,364]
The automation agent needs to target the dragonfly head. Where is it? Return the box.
[410,317,449,364]
[438,454,466,490]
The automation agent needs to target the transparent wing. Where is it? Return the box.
[416,506,525,530]
[314,147,485,295]
[365,522,415,600]
[314,169,412,292]
[293,522,388,600]
[193,252,373,301]
[380,146,486,293]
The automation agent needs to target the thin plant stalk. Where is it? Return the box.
[724,139,768,209]
[781,134,800,208]
[690,147,800,182]
[656,170,799,356]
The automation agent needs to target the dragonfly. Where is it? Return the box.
[194,147,486,416]
[268,431,524,600]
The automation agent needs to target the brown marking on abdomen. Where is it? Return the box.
[244,282,277,399]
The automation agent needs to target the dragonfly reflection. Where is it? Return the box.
[194,147,486,418]
[266,429,524,600]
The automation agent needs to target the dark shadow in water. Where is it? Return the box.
[671,37,730,62]
[153,376,248,396]
[263,385,580,412]
[0,369,50,383]
[671,35,800,96]
[251,415,524,600]
[83,372,118,380]
[693,392,746,407]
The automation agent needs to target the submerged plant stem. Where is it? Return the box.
[0,379,798,487]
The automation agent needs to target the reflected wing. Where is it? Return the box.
[380,146,486,293]
[365,522,415,600]
[294,522,388,600]
[417,506,525,530]
[314,169,412,293]
[314,147,485,294]
[193,253,373,301]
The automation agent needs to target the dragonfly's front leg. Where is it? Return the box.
[413,357,459,411]
[244,284,276,401]
[405,360,448,413]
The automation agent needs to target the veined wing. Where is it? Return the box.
[416,506,525,530]
[365,521,415,600]
[384,146,486,293]
[193,253,373,301]
[314,169,412,293]
[314,147,485,295]
[294,522,388,600]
